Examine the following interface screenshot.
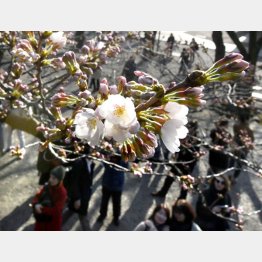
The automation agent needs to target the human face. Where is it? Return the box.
[214,177,226,191]
[49,174,60,186]
[154,208,168,225]
[174,211,185,222]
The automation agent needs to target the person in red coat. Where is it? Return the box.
[32,165,67,231]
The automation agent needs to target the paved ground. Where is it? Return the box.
[0,31,262,231]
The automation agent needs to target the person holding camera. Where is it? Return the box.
[32,165,67,231]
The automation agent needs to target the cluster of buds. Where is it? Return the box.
[2,31,250,166]
[178,175,195,190]
[51,92,81,108]
[121,130,158,161]
[10,79,29,99]
[11,39,40,64]
[164,84,206,107]
[186,53,249,86]
[44,52,249,162]
[10,63,24,79]
[0,31,17,49]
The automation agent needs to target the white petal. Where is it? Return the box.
[104,120,114,138]
[104,120,130,142]
[74,109,95,124]
[96,100,110,119]
[96,120,105,139]
[160,119,188,153]
[89,130,101,147]
[112,128,131,142]
[75,124,94,140]
[165,102,189,123]
[176,125,188,139]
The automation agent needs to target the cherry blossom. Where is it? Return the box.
[74,109,104,147]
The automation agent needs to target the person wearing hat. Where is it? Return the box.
[32,165,67,231]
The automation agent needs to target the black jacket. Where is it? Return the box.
[64,157,95,215]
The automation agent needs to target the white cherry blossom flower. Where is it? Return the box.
[50,32,67,49]
[74,109,104,147]
[164,101,188,124]
[160,102,189,153]
[97,94,137,128]
[104,120,132,142]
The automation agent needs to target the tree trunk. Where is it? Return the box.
[249,31,257,66]
[212,31,226,62]
[227,31,249,60]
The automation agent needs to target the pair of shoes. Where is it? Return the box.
[96,215,106,223]
[151,191,166,197]
[113,218,120,226]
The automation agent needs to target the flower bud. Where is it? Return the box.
[62,51,80,75]
[109,85,118,94]
[99,83,109,95]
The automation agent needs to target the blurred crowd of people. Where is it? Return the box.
[30,110,254,231]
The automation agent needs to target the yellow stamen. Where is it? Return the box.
[114,105,126,117]
[87,118,97,130]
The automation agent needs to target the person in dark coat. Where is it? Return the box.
[62,153,95,231]
[170,199,201,231]
[122,55,137,82]
[196,175,232,231]
[97,154,128,226]
[178,48,190,75]
[166,33,175,56]
[32,165,67,231]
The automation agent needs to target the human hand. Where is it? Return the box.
[35,204,43,214]
[74,200,81,210]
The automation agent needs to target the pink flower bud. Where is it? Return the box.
[117,76,127,86]
[81,45,90,54]
[100,78,108,85]
[109,85,118,94]
[78,90,91,99]
[99,83,109,95]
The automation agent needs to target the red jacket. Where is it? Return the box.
[33,183,67,231]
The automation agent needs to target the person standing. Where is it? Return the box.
[32,165,67,231]
[166,33,175,57]
[178,48,190,75]
[62,154,95,230]
[189,38,199,63]
[97,154,127,226]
